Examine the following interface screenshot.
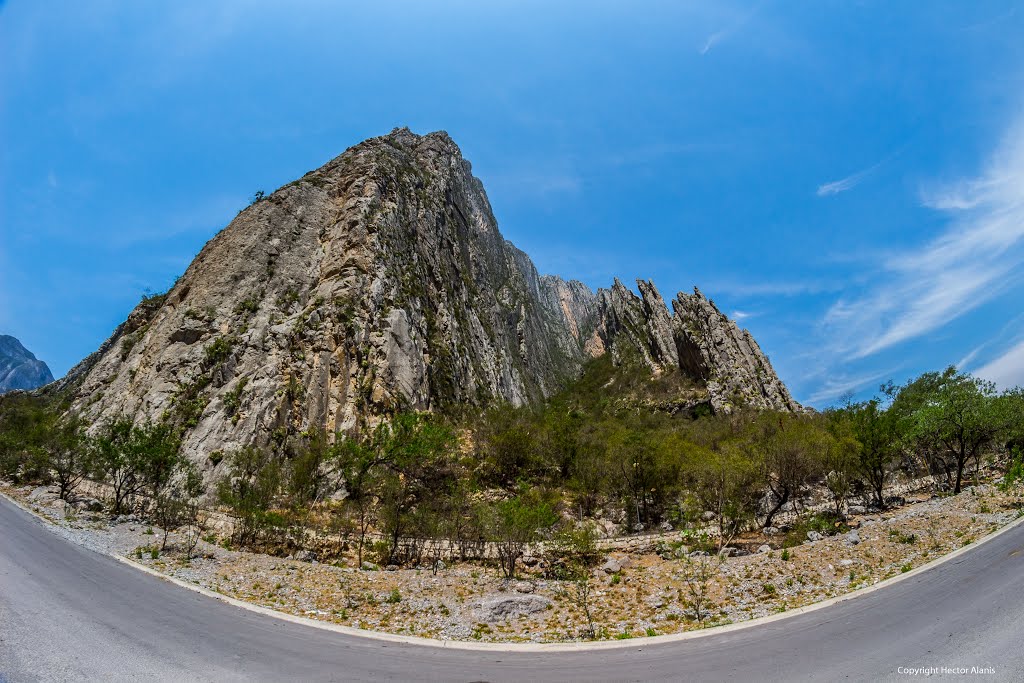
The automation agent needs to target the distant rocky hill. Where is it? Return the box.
[0,336,54,393]
[55,128,798,463]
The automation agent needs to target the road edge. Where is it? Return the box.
[3,488,1022,652]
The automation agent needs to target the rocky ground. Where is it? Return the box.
[4,479,1022,644]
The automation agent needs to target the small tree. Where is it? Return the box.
[748,414,828,528]
[681,554,720,623]
[136,422,185,503]
[216,446,283,547]
[370,413,458,566]
[845,399,900,508]
[690,442,760,550]
[608,426,677,529]
[91,420,145,514]
[330,435,379,567]
[179,466,207,560]
[41,416,89,501]
[913,370,1008,494]
[572,575,597,639]
[485,496,556,579]
[822,413,859,517]
[549,526,600,638]
[150,461,202,551]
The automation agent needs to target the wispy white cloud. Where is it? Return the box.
[700,31,726,56]
[816,171,870,197]
[731,310,754,321]
[956,313,1024,374]
[821,118,1024,361]
[956,344,985,371]
[816,154,893,197]
[699,3,763,56]
[709,278,843,298]
[806,368,896,405]
[975,339,1024,389]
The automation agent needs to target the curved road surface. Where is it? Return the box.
[2,497,1023,682]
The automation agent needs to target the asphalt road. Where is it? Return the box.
[2,497,1023,683]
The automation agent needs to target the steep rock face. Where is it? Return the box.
[0,336,54,393]
[595,279,678,371]
[66,129,598,460]
[671,288,799,413]
[538,275,601,359]
[63,128,798,465]
[590,281,799,414]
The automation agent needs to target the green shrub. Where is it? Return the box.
[545,526,600,580]
[204,336,234,367]
[223,378,248,418]
[783,511,849,548]
[889,529,917,545]
[234,294,261,316]
[1002,450,1024,491]
[216,446,287,548]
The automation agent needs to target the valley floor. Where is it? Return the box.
[3,479,1021,644]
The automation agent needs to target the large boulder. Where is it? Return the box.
[477,594,552,622]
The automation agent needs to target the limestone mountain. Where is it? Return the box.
[57,128,797,463]
[0,336,54,393]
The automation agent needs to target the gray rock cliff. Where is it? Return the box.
[60,128,798,465]
[589,281,799,414]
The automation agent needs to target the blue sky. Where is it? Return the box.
[3,1,1024,407]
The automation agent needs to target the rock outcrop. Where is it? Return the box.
[0,336,54,393]
[59,128,798,465]
[671,287,799,413]
[588,280,798,414]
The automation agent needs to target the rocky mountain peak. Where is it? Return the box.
[0,335,54,393]
[670,289,799,413]
[57,128,799,465]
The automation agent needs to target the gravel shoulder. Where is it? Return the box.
[4,479,1022,644]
